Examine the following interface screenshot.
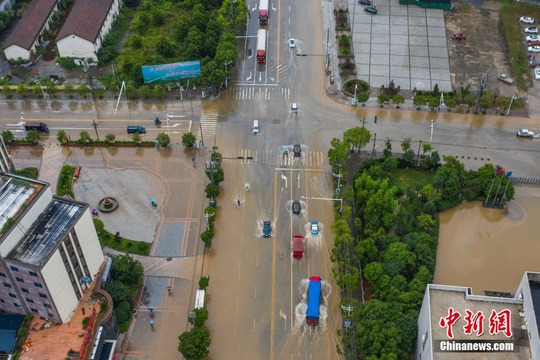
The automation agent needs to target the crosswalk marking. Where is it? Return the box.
[198,102,219,146]
[227,86,291,100]
[220,149,325,167]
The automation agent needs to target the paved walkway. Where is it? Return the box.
[11,139,209,359]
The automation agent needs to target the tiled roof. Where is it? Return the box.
[57,0,115,43]
[3,0,58,50]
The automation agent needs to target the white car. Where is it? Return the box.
[528,46,540,52]
[288,38,296,48]
[536,68,540,80]
[525,27,539,34]
[526,35,540,42]
[517,129,535,138]
[520,17,535,24]
[310,221,319,235]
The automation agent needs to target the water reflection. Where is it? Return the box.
[434,188,540,293]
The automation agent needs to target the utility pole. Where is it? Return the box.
[325,28,330,71]
[430,120,434,143]
[359,117,366,152]
[506,94,518,116]
[372,116,377,154]
[91,119,100,141]
[224,61,232,89]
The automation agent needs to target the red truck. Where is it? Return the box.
[259,0,269,25]
[293,234,303,259]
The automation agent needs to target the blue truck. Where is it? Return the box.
[306,276,322,325]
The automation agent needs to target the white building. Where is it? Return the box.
[0,0,16,12]
[56,0,122,64]
[416,279,538,359]
[2,0,59,61]
[0,173,104,323]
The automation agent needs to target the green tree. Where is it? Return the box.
[327,137,349,167]
[178,327,211,360]
[206,166,224,184]
[57,130,68,144]
[156,132,171,147]
[109,254,144,287]
[79,130,92,144]
[344,126,372,152]
[64,84,74,98]
[26,130,40,143]
[132,132,142,143]
[16,83,28,97]
[153,85,166,100]
[382,242,416,278]
[114,300,132,324]
[205,183,220,199]
[105,280,132,304]
[77,84,89,98]
[422,142,432,154]
[140,85,151,99]
[357,92,369,105]
[188,308,209,327]
[182,132,196,147]
[2,84,12,97]
[413,94,425,109]
[1,130,14,144]
[105,133,116,144]
[33,86,42,97]
[200,229,214,248]
[377,93,389,107]
[401,149,416,168]
[392,94,405,108]
[198,276,210,290]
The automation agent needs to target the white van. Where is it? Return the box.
[291,103,298,113]
[252,120,260,134]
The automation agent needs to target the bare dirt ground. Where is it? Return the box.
[445,1,533,116]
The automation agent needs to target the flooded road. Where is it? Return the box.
[434,188,540,294]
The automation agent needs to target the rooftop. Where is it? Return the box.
[428,285,530,359]
[0,175,44,232]
[0,314,25,353]
[57,0,115,43]
[9,198,85,267]
[529,279,540,337]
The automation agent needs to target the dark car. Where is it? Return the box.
[451,33,467,40]
[293,144,301,157]
[358,0,371,5]
[262,221,272,237]
[292,201,301,215]
[364,6,377,14]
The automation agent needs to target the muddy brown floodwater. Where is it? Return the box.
[434,188,540,294]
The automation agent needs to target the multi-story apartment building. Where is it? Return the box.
[0,172,104,323]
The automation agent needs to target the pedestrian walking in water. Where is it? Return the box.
[150,319,154,329]
[167,286,171,293]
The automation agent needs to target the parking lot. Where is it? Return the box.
[348,0,452,91]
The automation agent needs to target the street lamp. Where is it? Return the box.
[352,84,358,106]
[430,120,434,143]
[177,82,183,101]
[506,94,518,116]
[34,79,46,99]
[224,61,232,89]
[166,113,170,138]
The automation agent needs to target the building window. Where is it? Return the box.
[8,293,16,298]
[43,303,51,309]
[16,277,24,283]
[10,266,19,272]
[34,283,43,288]
[0,273,6,277]
[0,299,4,303]
[25,298,34,303]
[47,313,53,318]
[29,271,38,277]
[13,303,20,307]
[39,293,47,299]
[21,288,29,293]
[3,283,12,288]
[30,308,38,313]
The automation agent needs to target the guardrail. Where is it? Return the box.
[508,177,540,186]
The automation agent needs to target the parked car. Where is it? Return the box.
[526,35,540,42]
[310,221,319,235]
[525,27,539,34]
[520,17,535,24]
[293,144,301,157]
[536,68,540,80]
[516,129,535,138]
[262,221,272,237]
[364,6,377,14]
[528,46,540,52]
[289,38,296,48]
[527,41,540,46]
[451,33,467,40]
[292,201,301,215]
[358,0,371,4]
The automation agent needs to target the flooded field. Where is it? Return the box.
[434,188,540,294]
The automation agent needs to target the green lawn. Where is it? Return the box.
[388,168,435,192]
